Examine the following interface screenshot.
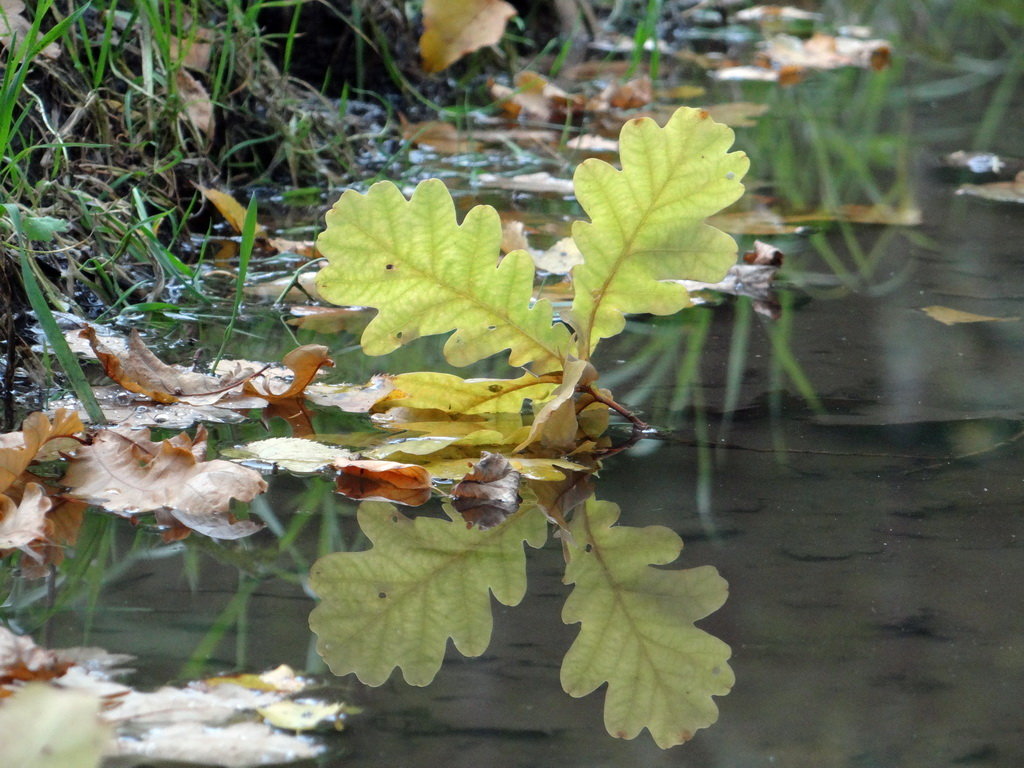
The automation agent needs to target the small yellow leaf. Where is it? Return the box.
[198,187,269,238]
[258,700,350,732]
[420,0,516,73]
[921,306,1019,326]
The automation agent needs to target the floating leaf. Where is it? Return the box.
[419,0,516,73]
[231,437,356,473]
[61,427,267,539]
[243,344,334,400]
[316,178,571,372]
[956,172,1024,204]
[375,372,559,415]
[82,327,261,406]
[0,409,83,493]
[451,452,522,529]
[257,700,351,732]
[333,458,433,505]
[561,499,733,747]
[569,108,748,356]
[198,187,269,238]
[310,500,548,686]
[921,306,1019,326]
[0,684,108,768]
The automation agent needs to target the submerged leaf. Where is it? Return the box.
[561,499,733,747]
[316,179,571,372]
[310,500,548,686]
[921,306,1019,325]
[569,108,748,356]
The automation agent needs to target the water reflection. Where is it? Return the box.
[309,481,732,748]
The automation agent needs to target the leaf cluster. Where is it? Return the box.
[315,107,749,447]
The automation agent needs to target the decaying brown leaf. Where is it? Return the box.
[333,458,432,506]
[420,0,516,73]
[956,171,1024,204]
[1,410,84,493]
[0,0,60,59]
[175,69,214,140]
[61,427,267,539]
[451,452,521,529]
[243,345,333,401]
[81,327,262,406]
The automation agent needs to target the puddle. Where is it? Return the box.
[4,3,1024,766]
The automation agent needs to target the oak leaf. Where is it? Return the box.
[0,409,84,493]
[82,327,261,406]
[451,452,521,529]
[0,483,51,552]
[315,178,571,373]
[61,427,267,539]
[569,108,749,356]
[419,0,516,73]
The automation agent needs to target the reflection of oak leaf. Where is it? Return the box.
[561,499,733,748]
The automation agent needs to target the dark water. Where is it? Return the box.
[9,3,1024,766]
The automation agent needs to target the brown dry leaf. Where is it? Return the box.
[243,345,333,401]
[402,120,483,154]
[489,70,587,122]
[175,69,214,140]
[286,306,370,335]
[266,237,320,259]
[334,458,432,506]
[82,327,260,406]
[420,0,516,73]
[500,219,531,254]
[515,359,596,453]
[0,483,51,552]
[755,32,892,73]
[956,171,1024,204]
[170,28,213,71]
[61,427,267,539]
[451,452,521,529]
[602,75,653,110]
[0,409,84,493]
[920,306,1019,326]
[17,498,86,578]
[0,0,60,59]
[743,240,784,266]
[0,627,73,695]
[197,187,269,238]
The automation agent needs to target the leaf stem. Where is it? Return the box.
[579,383,655,437]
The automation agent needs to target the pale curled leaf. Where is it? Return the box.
[315,179,571,372]
[569,108,749,356]
[310,501,548,686]
[561,499,733,747]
